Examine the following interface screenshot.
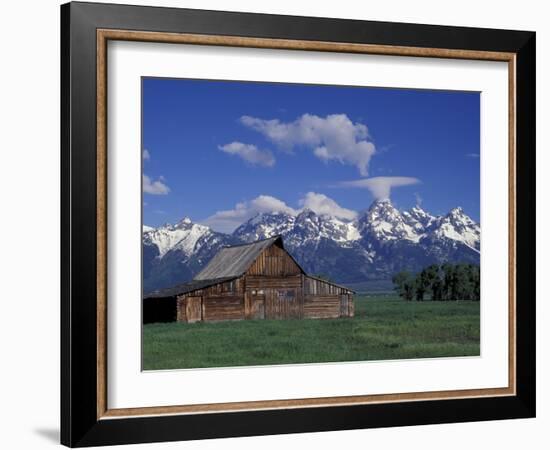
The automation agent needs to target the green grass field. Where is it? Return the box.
[142,295,480,370]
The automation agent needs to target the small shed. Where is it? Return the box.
[144,236,354,323]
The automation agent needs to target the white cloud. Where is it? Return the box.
[340,176,421,200]
[203,195,298,233]
[203,192,357,232]
[142,149,170,195]
[299,192,357,220]
[143,174,170,195]
[218,141,275,167]
[240,113,375,176]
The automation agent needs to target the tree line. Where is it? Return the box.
[392,263,480,301]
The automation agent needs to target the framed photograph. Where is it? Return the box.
[61,1,536,447]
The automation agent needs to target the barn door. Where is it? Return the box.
[186,296,202,323]
[251,291,265,319]
[266,288,299,319]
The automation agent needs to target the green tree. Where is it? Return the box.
[392,271,416,301]
[441,263,455,301]
[416,269,428,301]
[392,263,479,302]
[423,264,443,300]
[471,265,480,300]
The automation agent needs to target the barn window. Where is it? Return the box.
[222,280,235,293]
[277,289,295,301]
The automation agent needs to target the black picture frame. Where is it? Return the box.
[61,1,535,447]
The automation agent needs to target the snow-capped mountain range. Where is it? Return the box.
[142,199,480,293]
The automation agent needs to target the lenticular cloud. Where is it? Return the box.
[339,176,421,200]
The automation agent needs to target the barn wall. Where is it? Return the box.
[246,244,302,277]
[173,258,354,323]
[244,246,314,320]
[303,276,354,319]
[177,277,246,322]
[246,275,301,289]
[339,294,354,317]
[303,295,340,319]
[176,296,186,322]
[304,276,350,295]
[244,274,302,320]
[203,296,244,321]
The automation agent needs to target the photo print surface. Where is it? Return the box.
[141,78,481,370]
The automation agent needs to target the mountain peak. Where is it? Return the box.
[233,211,296,242]
[175,216,193,226]
[405,205,437,230]
[365,198,400,217]
[359,199,420,242]
[442,207,477,231]
[411,205,428,214]
[369,198,392,207]
[143,201,481,292]
[296,207,317,219]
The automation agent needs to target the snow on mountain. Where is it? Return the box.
[142,218,239,293]
[288,209,359,246]
[402,205,437,233]
[143,224,155,233]
[142,201,480,291]
[233,212,296,243]
[359,199,421,243]
[232,208,360,250]
[143,217,211,258]
[428,207,480,249]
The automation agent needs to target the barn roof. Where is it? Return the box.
[305,275,356,294]
[144,236,357,298]
[145,277,237,298]
[194,235,304,280]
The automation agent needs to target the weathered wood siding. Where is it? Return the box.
[303,276,354,319]
[203,296,244,321]
[303,295,340,319]
[246,244,302,277]
[176,296,187,322]
[304,276,350,296]
[265,287,302,319]
[177,277,245,322]
[186,296,202,323]
[339,294,354,317]
[245,274,302,319]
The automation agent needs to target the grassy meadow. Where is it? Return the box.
[142,295,480,370]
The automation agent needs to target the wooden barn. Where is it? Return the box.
[144,236,354,323]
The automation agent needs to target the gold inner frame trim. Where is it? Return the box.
[96,28,517,420]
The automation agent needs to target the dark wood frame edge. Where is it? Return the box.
[61,2,536,447]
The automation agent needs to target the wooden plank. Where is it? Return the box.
[203,296,244,321]
[185,296,202,323]
[245,275,301,289]
[303,295,340,319]
[176,296,186,322]
[246,244,302,277]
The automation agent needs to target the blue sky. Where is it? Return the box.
[142,78,480,231]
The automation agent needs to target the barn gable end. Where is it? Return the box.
[246,240,303,277]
